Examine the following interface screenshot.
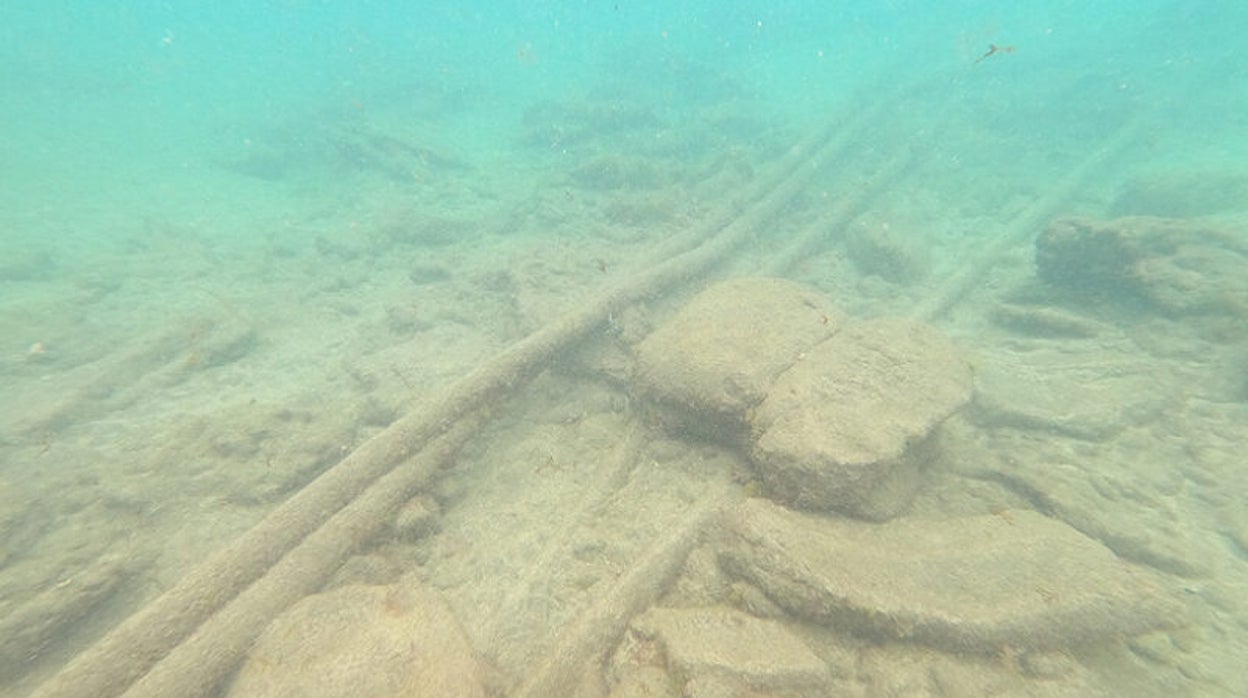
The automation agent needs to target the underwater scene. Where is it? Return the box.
[2,1,1247,696]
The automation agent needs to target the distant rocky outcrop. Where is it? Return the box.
[1037,216,1248,318]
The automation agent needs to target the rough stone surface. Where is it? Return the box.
[945,418,1217,579]
[719,498,1184,653]
[633,277,841,441]
[227,583,485,698]
[631,606,829,691]
[607,666,679,698]
[749,317,972,519]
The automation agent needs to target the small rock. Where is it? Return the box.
[631,606,829,692]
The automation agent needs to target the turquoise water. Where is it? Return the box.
[3,2,1248,696]
[3,2,1243,230]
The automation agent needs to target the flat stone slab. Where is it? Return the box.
[631,606,829,691]
[750,317,971,519]
[719,499,1184,653]
[970,348,1176,441]
[1037,216,1248,317]
[633,277,841,440]
[227,584,485,698]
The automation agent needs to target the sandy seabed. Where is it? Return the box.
[2,72,1248,697]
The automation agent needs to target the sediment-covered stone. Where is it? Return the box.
[227,583,485,698]
[749,317,971,519]
[719,499,1184,653]
[630,606,829,692]
[633,277,841,441]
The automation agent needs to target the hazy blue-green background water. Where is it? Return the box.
[3,2,1248,696]
[4,1,1244,253]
